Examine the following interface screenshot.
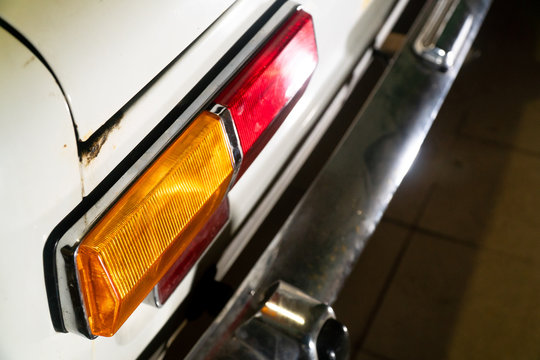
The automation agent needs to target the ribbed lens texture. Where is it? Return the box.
[215,10,317,167]
[76,112,233,336]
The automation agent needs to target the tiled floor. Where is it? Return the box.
[334,1,540,359]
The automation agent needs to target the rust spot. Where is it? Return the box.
[82,128,113,165]
[63,144,67,148]
[80,114,122,166]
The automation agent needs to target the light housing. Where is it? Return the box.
[47,5,318,339]
[76,111,236,336]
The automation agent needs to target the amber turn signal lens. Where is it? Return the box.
[76,111,234,336]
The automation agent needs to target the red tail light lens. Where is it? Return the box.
[216,10,318,171]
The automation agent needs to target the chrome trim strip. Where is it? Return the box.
[212,104,244,186]
[60,244,95,338]
[151,283,163,309]
[413,0,474,70]
[51,1,300,338]
[186,0,492,357]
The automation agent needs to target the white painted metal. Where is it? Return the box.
[0,27,82,358]
[0,17,200,360]
[0,0,236,141]
[0,0,398,358]
[76,0,275,195]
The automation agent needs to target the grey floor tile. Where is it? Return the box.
[354,350,390,360]
[363,232,540,360]
[460,86,540,156]
[457,1,540,154]
[333,221,409,352]
[418,137,540,260]
[354,352,378,360]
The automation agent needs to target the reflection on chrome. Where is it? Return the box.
[395,133,425,186]
[263,301,306,326]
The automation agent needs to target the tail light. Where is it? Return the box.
[215,10,317,173]
[52,7,317,338]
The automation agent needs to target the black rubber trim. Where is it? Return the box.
[42,0,288,335]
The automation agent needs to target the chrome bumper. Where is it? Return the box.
[186,0,492,358]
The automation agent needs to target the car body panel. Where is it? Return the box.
[0,0,236,141]
[0,0,397,357]
[0,26,83,359]
[59,0,274,196]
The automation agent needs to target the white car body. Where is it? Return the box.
[0,0,400,358]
